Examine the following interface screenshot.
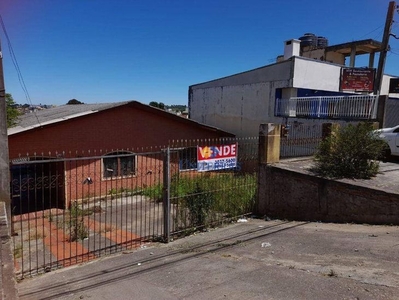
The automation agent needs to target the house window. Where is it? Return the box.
[103,151,136,178]
[179,147,197,171]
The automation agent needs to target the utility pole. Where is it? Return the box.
[374,1,396,95]
[0,38,10,222]
[0,37,17,299]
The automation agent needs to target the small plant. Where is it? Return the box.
[47,214,54,223]
[312,122,386,179]
[14,244,23,258]
[28,230,45,241]
[67,202,90,241]
[327,269,337,277]
[140,184,164,202]
[185,184,214,227]
[70,202,94,217]
[67,219,89,242]
[98,224,115,233]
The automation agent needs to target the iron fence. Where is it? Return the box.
[280,121,324,158]
[275,95,379,120]
[11,137,258,278]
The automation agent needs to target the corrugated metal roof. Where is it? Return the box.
[8,102,129,135]
[8,101,235,137]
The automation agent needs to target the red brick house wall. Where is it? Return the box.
[8,102,233,210]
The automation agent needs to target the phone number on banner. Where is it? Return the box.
[197,158,237,172]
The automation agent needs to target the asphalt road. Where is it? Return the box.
[17,218,399,300]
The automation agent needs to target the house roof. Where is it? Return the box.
[8,101,234,137]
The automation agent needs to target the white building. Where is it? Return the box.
[189,37,399,137]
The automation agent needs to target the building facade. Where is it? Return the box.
[189,38,399,137]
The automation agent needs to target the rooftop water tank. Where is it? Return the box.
[299,33,317,48]
[317,36,328,48]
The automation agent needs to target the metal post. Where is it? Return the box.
[0,37,10,224]
[162,147,171,243]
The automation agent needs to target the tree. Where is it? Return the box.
[149,101,165,110]
[67,99,84,105]
[312,122,386,179]
[6,93,21,128]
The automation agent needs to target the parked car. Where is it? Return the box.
[374,125,399,157]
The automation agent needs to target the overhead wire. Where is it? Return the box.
[0,12,41,126]
[358,23,385,40]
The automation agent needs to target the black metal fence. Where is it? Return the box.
[11,137,258,278]
[280,121,324,158]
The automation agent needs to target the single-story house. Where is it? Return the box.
[8,101,234,214]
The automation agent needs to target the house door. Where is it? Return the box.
[10,159,65,215]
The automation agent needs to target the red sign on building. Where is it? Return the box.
[340,68,375,92]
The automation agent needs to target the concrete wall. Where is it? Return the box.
[257,164,399,225]
[189,57,350,137]
[292,57,341,91]
[189,61,292,137]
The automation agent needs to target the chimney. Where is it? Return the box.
[284,39,301,60]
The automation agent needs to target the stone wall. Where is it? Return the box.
[257,164,399,225]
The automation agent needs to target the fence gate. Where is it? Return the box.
[280,121,324,158]
[11,137,258,278]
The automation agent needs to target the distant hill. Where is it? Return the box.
[166,105,187,112]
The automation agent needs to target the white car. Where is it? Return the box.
[375,125,399,157]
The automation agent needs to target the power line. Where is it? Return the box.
[358,23,385,40]
[0,13,41,126]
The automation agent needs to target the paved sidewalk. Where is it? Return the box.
[18,219,399,300]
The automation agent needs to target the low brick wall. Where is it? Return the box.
[257,164,399,225]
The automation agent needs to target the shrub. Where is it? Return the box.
[185,184,214,227]
[312,122,385,179]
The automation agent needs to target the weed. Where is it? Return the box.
[14,244,23,258]
[99,225,115,233]
[68,219,89,242]
[141,172,256,229]
[28,230,45,241]
[47,214,54,223]
[70,202,94,218]
[328,269,337,277]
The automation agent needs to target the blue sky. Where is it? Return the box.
[0,0,398,106]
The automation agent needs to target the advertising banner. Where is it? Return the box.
[197,144,237,172]
[340,68,375,92]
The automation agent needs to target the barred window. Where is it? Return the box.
[103,151,136,178]
[179,147,197,171]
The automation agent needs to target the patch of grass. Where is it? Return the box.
[28,230,46,241]
[14,244,23,258]
[140,185,164,202]
[98,224,115,233]
[107,187,140,199]
[141,172,256,230]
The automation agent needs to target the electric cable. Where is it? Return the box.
[0,13,41,126]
